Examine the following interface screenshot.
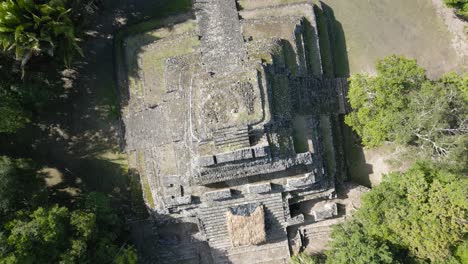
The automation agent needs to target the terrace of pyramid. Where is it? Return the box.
[120,0,362,263]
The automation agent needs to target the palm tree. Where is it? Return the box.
[0,0,82,67]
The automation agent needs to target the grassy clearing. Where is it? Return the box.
[318,0,461,77]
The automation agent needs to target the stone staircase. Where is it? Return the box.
[199,194,289,263]
[213,126,251,150]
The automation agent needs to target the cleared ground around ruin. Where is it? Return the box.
[320,0,465,78]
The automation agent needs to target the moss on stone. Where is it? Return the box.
[137,150,155,208]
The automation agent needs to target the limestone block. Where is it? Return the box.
[247,182,272,194]
[166,195,193,206]
[286,172,317,188]
[253,146,270,158]
[216,149,253,164]
[312,203,338,221]
[162,175,179,187]
[205,189,232,201]
[287,214,305,226]
[198,156,216,167]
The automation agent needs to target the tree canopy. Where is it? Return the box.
[444,0,468,19]
[345,55,467,161]
[0,156,46,216]
[0,0,82,67]
[326,221,398,264]
[1,197,138,264]
[0,156,138,264]
[326,163,467,263]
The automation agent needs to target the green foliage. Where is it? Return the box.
[345,55,425,147]
[115,246,138,264]
[345,55,467,161]
[0,55,61,134]
[3,206,70,263]
[444,0,468,19]
[0,79,31,133]
[358,163,467,262]
[290,253,321,264]
[0,156,46,216]
[0,158,138,264]
[0,0,82,67]
[326,221,398,264]
[0,198,138,264]
[329,163,467,263]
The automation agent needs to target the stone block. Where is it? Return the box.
[312,203,338,221]
[287,172,316,188]
[162,175,179,187]
[205,189,232,201]
[166,195,193,206]
[287,214,305,226]
[247,183,272,194]
[216,149,253,164]
[198,156,216,167]
[253,146,270,158]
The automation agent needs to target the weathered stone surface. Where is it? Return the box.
[287,214,305,226]
[253,146,270,158]
[205,189,233,201]
[247,182,272,194]
[310,202,338,221]
[216,148,253,164]
[196,153,318,185]
[287,172,317,188]
[197,156,216,167]
[166,195,193,207]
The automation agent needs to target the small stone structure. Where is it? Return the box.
[120,0,356,263]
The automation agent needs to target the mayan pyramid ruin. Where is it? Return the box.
[120,0,357,263]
